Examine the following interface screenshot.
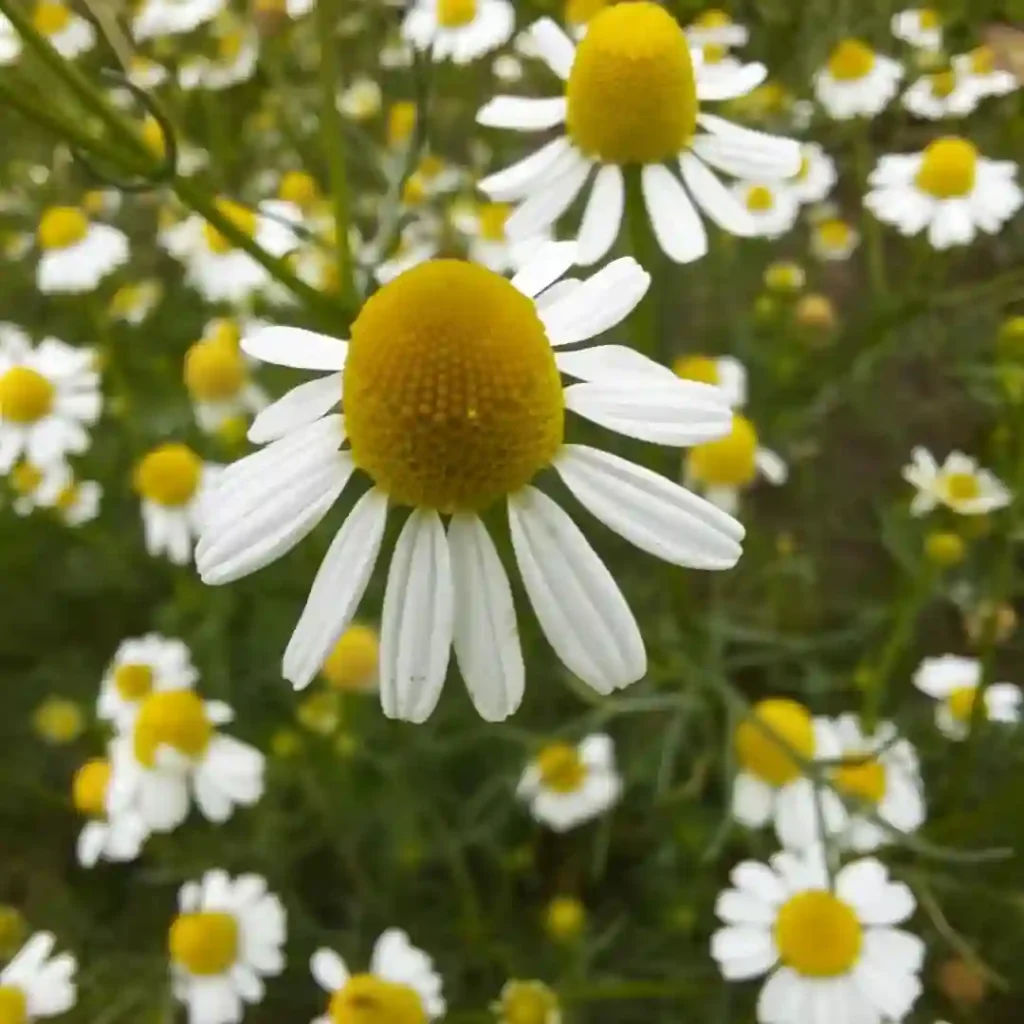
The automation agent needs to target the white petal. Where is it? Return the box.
[510,241,578,298]
[478,137,574,201]
[756,448,788,485]
[555,444,743,568]
[310,949,349,993]
[679,154,757,236]
[247,373,343,444]
[525,17,575,79]
[576,164,625,266]
[695,115,801,179]
[282,488,388,689]
[379,509,454,723]
[448,513,524,721]
[641,163,708,264]
[555,344,677,383]
[697,61,767,100]
[477,96,567,129]
[505,151,591,238]
[242,326,347,371]
[508,486,645,694]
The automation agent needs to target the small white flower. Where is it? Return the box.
[809,216,860,261]
[99,634,198,727]
[50,477,101,526]
[310,929,445,1023]
[891,9,943,51]
[951,46,1019,100]
[732,180,800,238]
[185,335,268,435]
[35,207,128,294]
[109,280,163,325]
[169,871,285,1024]
[72,757,149,868]
[814,39,904,120]
[685,9,749,49]
[913,655,1022,739]
[903,447,1011,516]
[0,932,77,1021]
[337,76,382,121]
[902,69,982,120]
[31,2,94,58]
[711,846,925,1024]
[0,13,22,64]
[286,0,315,16]
[133,0,225,40]
[127,55,169,89]
[403,0,515,64]
[6,458,68,516]
[791,142,837,204]
[517,734,622,832]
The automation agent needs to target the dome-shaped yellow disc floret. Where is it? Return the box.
[72,758,112,817]
[734,697,814,786]
[775,891,862,977]
[329,974,427,1024]
[437,0,476,27]
[0,367,54,424]
[0,987,27,1024]
[915,138,978,199]
[826,39,876,81]
[169,912,239,976]
[688,413,759,489]
[344,260,564,512]
[184,339,246,401]
[114,662,154,701]
[38,206,88,251]
[32,1,70,36]
[673,355,719,386]
[536,743,587,793]
[133,690,212,767]
[322,623,379,692]
[133,443,203,507]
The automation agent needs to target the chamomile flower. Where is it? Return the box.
[133,0,225,39]
[867,138,1023,249]
[108,691,264,832]
[197,248,744,722]
[819,715,926,852]
[951,46,1019,100]
[403,0,515,64]
[791,143,837,204]
[133,444,220,565]
[71,757,149,868]
[179,28,259,91]
[0,14,21,65]
[731,698,846,850]
[0,932,77,1022]
[711,846,925,1024]
[99,634,198,727]
[0,328,100,473]
[169,871,285,1024]
[517,734,621,832]
[402,154,466,209]
[674,354,746,408]
[814,39,904,120]
[338,76,382,121]
[185,335,268,435]
[127,55,169,89]
[913,655,1022,739]
[903,447,1011,516]
[31,2,94,58]
[49,474,101,526]
[108,280,163,325]
[732,181,800,238]
[452,200,551,273]
[477,6,800,265]
[891,9,943,51]
[902,70,982,120]
[7,459,67,516]
[685,8,748,49]
[493,981,561,1024]
[310,930,445,1024]
[35,206,128,294]
[810,216,859,261]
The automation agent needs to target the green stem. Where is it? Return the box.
[854,129,886,301]
[623,166,659,361]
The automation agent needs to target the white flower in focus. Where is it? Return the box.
[0,13,22,64]
[451,199,552,274]
[30,2,94,57]
[814,39,904,120]
[517,734,621,832]
[403,0,515,64]
[673,354,746,409]
[731,181,800,239]
[902,70,982,120]
[913,655,1022,740]
[791,143,837,204]
[810,216,860,261]
[185,335,268,435]
[903,447,1012,516]
[35,207,128,294]
[197,248,745,723]
[0,327,100,473]
[133,0,225,40]
[337,76,383,121]
[711,847,924,1024]
[0,932,76,1022]
[891,9,943,51]
[685,8,748,49]
[951,46,1019,100]
[477,7,799,266]
[169,871,285,1024]
[71,757,149,868]
[99,634,198,727]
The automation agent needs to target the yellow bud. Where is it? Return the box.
[997,316,1024,363]
[271,728,302,759]
[32,697,85,745]
[795,293,837,333]
[764,261,805,295]
[296,690,340,735]
[544,896,585,943]
[924,530,965,567]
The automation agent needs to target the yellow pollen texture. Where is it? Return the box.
[203,199,257,254]
[775,891,862,977]
[0,367,54,424]
[38,207,88,251]
[827,39,876,81]
[437,0,477,27]
[929,70,956,97]
[834,758,886,804]
[10,462,43,496]
[185,339,246,401]
[134,443,203,507]
[919,8,940,28]
[72,758,112,817]
[169,912,239,976]
[133,690,212,767]
[329,974,427,1024]
[915,138,978,199]
[114,662,155,701]
[0,987,27,1024]
[688,413,759,489]
[536,743,587,793]
[734,698,814,786]
[344,260,564,513]
[566,2,697,165]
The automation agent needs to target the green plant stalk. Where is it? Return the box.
[854,129,887,301]
[623,166,660,362]
[315,0,358,309]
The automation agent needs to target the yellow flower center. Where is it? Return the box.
[734,697,814,786]
[946,685,978,723]
[499,981,560,1024]
[10,461,43,496]
[915,137,977,199]
[477,202,510,242]
[323,623,379,691]
[169,912,239,976]
[968,45,995,75]
[536,743,588,793]
[344,260,564,512]
[0,367,54,424]
[817,218,851,250]
[32,1,70,35]
[688,413,759,488]
[202,199,258,255]
[133,443,203,507]
[54,481,80,513]
[110,283,142,317]
[217,29,245,61]
[566,2,697,165]
[775,891,862,977]
[826,39,876,81]
[328,974,427,1024]
[942,469,981,503]
[0,987,27,1024]
[141,116,166,159]
[565,0,611,27]
[929,70,956,97]
[33,697,83,744]
[184,339,246,401]
[745,185,775,212]
[279,170,319,208]
[82,190,108,216]
[834,758,886,804]
[207,319,242,349]
[796,154,811,181]
[918,8,940,28]
[133,690,212,768]
[694,8,731,28]
[38,206,88,251]
[72,758,112,817]
[702,43,728,64]
[388,102,417,148]
[673,354,719,386]
[437,0,477,28]
[114,662,155,701]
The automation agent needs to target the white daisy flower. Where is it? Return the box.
[517,734,621,832]
[0,327,100,473]
[179,29,259,91]
[109,280,163,325]
[818,714,926,852]
[133,444,220,565]
[814,39,904,120]
[891,9,943,51]
[196,248,744,722]
[185,335,268,435]
[951,46,1019,100]
[451,199,552,274]
[866,138,1023,249]
[731,181,800,238]
[902,69,982,120]
[913,655,1022,739]
[673,354,746,408]
[711,846,925,1024]
[71,757,149,868]
[0,932,76,1022]
[35,206,128,294]
[403,0,515,64]
[477,7,800,266]
[162,200,299,304]
[311,929,445,1024]
[49,475,101,526]
[169,871,285,1024]
[7,459,67,516]
[810,216,860,261]
[108,692,264,833]
[127,55,169,90]
[902,447,1012,516]
[685,8,749,49]
[791,143,837,204]
[0,13,22,65]
[132,0,225,40]
[686,413,787,515]
[30,2,94,58]
[99,634,198,727]
[338,76,382,121]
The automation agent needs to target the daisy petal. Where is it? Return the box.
[477,96,568,130]
[478,137,574,201]
[511,241,578,298]
[310,949,348,993]
[696,114,801,179]
[641,163,708,263]
[555,345,677,383]
[679,154,757,236]
[577,164,625,266]
[247,373,343,444]
[242,327,348,371]
[506,151,592,238]
[526,17,576,79]
[697,61,767,101]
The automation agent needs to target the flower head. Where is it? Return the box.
[492,980,560,1024]
[99,634,198,727]
[403,0,514,64]
[31,2,93,57]
[35,206,128,294]
[0,932,76,1024]
[903,447,1011,516]
[913,655,1021,739]
[814,39,903,119]
[72,757,149,868]
[891,9,943,51]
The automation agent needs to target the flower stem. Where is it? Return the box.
[854,128,886,301]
